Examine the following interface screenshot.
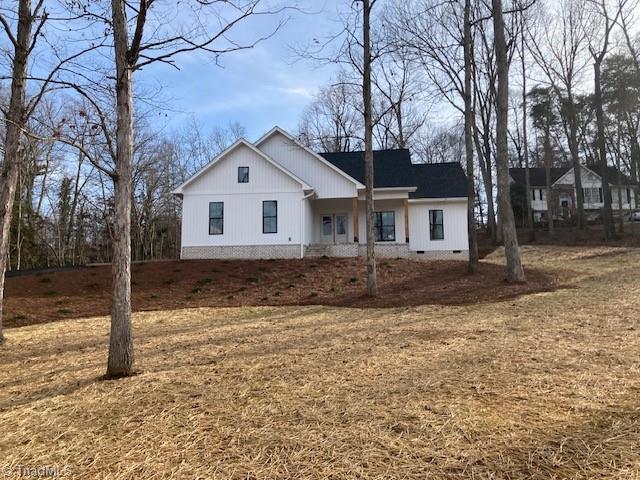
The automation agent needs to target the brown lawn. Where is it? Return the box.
[1,246,639,479]
[4,256,555,328]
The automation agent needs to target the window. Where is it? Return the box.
[209,202,223,235]
[336,215,346,235]
[238,166,249,183]
[374,211,395,242]
[532,189,536,201]
[539,189,544,201]
[322,216,332,236]
[429,209,444,240]
[263,201,277,234]
[583,187,601,204]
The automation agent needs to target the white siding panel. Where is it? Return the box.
[181,192,303,247]
[408,201,469,252]
[183,143,302,195]
[258,133,358,198]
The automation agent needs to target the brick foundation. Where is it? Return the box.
[182,245,302,259]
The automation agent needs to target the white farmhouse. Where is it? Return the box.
[173,127,469,260]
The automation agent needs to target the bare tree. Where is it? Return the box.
[362,0,377,296]
[63,0,291,377]
[389,0,480,268]
[493,0,525,282]
[464,0,479,273]
[371,47,426,150]
[587,0,625,241]
[297,74,363,152]
[527,0,589,229]
[518,0,535,240]
[0,1,97,342]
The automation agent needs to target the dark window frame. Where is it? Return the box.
[263,200,277,234]
[374,211,395,242]
[209,201,224,235]
[238,166,249,183]
[429,209,444,241]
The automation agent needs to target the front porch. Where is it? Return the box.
[303,196,410,258]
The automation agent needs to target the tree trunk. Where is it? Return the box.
[0,0,32,343]
[566,93,586,229]
[463,0,479,273]
[106,0,134,378]
[520,10,534,241]
[593,59,615,240]
[544,126,555,238]
[492,0,525,283]
[362,0,377,297]
[473,130,497,242]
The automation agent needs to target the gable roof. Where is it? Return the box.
[511,165,637,188]
[319,149,416,189]
[172,138,311,195]
[510,167,570,187]
[255,126,365,189]
[410,162,468,199]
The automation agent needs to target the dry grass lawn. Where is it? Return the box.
[1,246,639,479]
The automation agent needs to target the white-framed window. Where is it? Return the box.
[583,187,602,204]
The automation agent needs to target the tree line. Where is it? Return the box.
[299,0,640,238]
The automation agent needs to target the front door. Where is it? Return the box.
[320,215,334,244]
[335,214,348,243]
[320,214,348,244]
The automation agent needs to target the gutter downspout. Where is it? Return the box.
[300,191,315,258]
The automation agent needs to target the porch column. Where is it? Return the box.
[352,197,359,243]
[404,199,410,243]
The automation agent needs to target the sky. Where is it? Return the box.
[141,0,344,142]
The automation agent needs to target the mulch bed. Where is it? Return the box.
[5,257,557,328]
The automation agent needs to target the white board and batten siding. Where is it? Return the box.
[257,131,359,199]
[408,200,469,252]
[180,143,306,248]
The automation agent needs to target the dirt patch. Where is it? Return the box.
[5,258,557,328]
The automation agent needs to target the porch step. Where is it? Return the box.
[305,244,332,257]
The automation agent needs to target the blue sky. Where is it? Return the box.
[142,1,344,141]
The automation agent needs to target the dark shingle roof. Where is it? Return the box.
[410,162,468,199]
[319,149,468,199]
[319,149,415,188]
[511,165,637,187]
[587,164,636,185]
[510,167,570,187]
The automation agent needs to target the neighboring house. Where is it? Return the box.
[510,165,637,222]
[173,126,469,260]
